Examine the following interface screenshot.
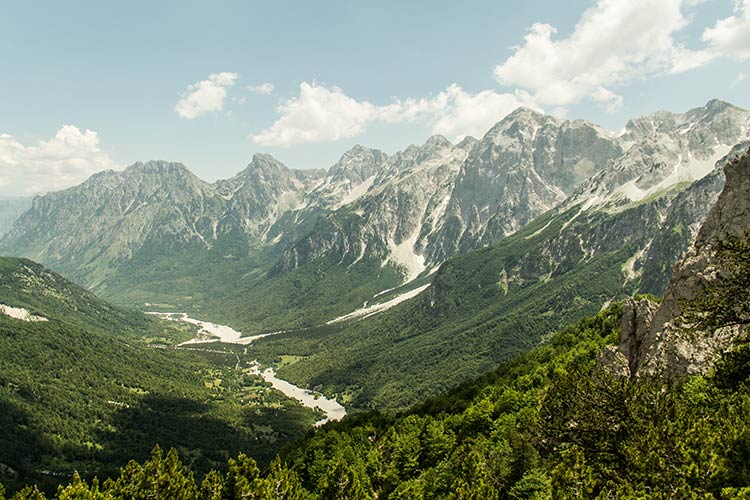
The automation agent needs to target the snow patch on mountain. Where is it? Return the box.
[616,146,732,203]
[387,228,426,281]
[327,283,430,324]
[0,304,48,322]
[334,176,375,209]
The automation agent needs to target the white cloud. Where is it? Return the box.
[247,82,274,95]
[0,126,119,197]
[702,0,750,59]
[731,71,748,87]
[398,84,540,140]
[493,0,705,111]
[249,82,379,146]
[175,72,239,119]
[249,1,750,147]
[249,82,538,146]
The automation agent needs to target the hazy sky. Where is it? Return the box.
[1,0,749,196]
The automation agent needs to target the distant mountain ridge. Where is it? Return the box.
[1,100,748,331]
[0,198,31,237]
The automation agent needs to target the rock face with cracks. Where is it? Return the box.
[602,146,750,378]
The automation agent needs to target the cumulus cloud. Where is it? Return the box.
[493,0,707,111]
[701,0,750,60]
[249,0,749,146]
[0,126,119,197]
[175,72,238,119]
[395,85,541,140]
[249,82,538,146]
[249,82,378,146]
[247,82,274,95]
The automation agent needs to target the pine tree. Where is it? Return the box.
[104,446,199,500]
[223,453,264,499]
[57,472,109,500]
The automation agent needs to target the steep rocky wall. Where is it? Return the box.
[603,144,750,377]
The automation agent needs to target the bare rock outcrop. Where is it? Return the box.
[604,144,750,378]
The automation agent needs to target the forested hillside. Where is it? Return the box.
[0,258,321,495]
[5,298,749,499]
[247,141,747,411]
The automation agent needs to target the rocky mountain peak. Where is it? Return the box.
[126,160,193,176]
[685,98,748,125]
[456,136,478,151]
[623,111,678,137]
[2,99,747,316]
[217,153,310,201]
[416,135,454,163]
[624,100,748,142]
[241,153,290,177]
[329,145,389,184]
[567,101,750,212]
[422,134,453,150]
[86,160,207,199]
[702,98,736,114]
[482,106,561,147]
[505,106,545,121]
[115,160,208,195]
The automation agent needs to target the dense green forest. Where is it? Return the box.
[96,212,406,335]
[3,198,749,498]
[0,258,322,495]
[7,227,747,497]
[5,299,749,499]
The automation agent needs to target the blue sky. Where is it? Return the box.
[0,0,749,196]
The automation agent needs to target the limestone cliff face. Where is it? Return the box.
[1,101,747,304]
[604,144,750,377]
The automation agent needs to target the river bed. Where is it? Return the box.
[148,312,346,426]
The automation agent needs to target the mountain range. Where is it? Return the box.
[2,101,748,323]
[0,198,31,237]
[1,99,749,410]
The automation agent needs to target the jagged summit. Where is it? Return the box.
[624,99,748,137]
[345,144,379,155]
[505,105,545,120]
[456,136,478,150]
[328,145,389,184]
[421,134,453,149]
[249,152,285,165]
[480,106,563,149]
[233,153,292,179]
[701,97,741,113]
[126,160,192,173]
[415,135,454,163]
[2,99,748,309]
[565,99,750,214]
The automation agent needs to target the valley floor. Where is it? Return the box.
[151,311,346,426]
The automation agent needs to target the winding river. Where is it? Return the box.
[148,312,346,426]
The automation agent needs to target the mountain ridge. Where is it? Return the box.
[1,100,748,334]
